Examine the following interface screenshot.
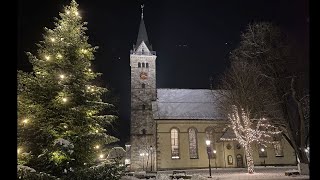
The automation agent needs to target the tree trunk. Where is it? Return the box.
[245,144,255,174]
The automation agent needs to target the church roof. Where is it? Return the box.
[152,89,227,120]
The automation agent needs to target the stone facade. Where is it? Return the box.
[130,41,157,171]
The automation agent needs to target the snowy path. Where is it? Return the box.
[121,166,309,180]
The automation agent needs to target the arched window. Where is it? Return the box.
[142,83,145,88]
[273,135,284,157]
[138,62,141,68]
[205,127,216,158]
[142,63,145,68]
[171,128,179,159]
[146,63,149,68]
[188,128,198,159]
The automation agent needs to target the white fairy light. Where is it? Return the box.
[45,55,50,60]
[51,38,56,42]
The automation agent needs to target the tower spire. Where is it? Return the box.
[141,4,144,19]
[135,4,152,50]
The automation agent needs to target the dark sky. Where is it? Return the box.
[18,0,309,145]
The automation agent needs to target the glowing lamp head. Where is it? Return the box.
[206,140,211,146]
[261,148,265,152]
[213,150,217,154]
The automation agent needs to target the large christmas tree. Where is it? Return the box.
[18,0,118,177]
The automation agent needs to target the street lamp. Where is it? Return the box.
[261,148,266,167]
[213,150,217,169]
[206,140,212,178]
[150,146,153,172]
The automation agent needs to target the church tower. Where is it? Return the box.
[129,5,157,171]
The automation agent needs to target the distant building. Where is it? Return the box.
[128,7,296,171]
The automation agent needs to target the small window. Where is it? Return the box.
[142,104,145,110]
[146,63,149,68]
[227,155,233,165]
[142,63,145,68]
[142,83,145,88]
[138,62,141,68]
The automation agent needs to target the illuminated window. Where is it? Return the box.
[171,128,179,159]
[138,62,141,68]
[188,128,198,159]
[205,127,216,158]
[273,135,284,157]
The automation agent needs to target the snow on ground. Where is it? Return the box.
[121,166,309,180]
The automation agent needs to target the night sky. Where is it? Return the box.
[18,0,309,145]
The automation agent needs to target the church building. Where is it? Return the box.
[126,8,297,171]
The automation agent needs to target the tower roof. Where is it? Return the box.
[135,5,152,50]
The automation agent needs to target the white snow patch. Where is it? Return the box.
[18,165,36,172]
[54,138,74,148]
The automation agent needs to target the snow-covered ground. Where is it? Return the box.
[121,166,309,180]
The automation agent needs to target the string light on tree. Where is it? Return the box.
[66,10,70,14]
[23,118,29,124]
[62,97,68,103]
[220,105,281,174]
[57,53,62,59]
[81,49,88,54]
[45,55,50,60]
[50,38,56,42]
[94,145,100,149]
[60,74,65,80]
[18,148,21,154]
[99,154,104,159]
[64,125,68,129]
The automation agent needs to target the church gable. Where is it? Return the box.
[152,89,227,120]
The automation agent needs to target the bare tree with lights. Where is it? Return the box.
[17,1,121,179]
[221,106,281,174]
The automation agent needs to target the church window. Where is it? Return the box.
[273,135,284,157]
[146,63,149,68]
[142,63,145,68]
[258,144,267,157]
[205,127,216,158]
[142,104,145,110]
[138,62,141,68]
[142,83,145,88]
[171,128,179,159]
[188,128,198,159]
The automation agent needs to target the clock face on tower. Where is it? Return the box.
[140,72,148,80]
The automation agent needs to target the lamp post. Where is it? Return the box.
[150,146,153,172]
[206,140,212,178]
[213,150,217,169]
[261,148,266,167]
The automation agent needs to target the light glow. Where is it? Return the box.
[23,119,29,124]
[62,97,67,102]
[45,55,50,60]
[51,38,56,42]
[206,140,211,146]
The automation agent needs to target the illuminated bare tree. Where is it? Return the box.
[221,106,281,174]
